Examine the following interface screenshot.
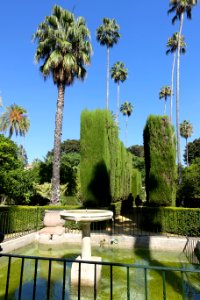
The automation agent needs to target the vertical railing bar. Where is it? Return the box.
[18,257,25,300]
[94,263,97,300]
[32,258,38,300]
[5,256,11,300]
[162,270,166,300]
[127,266,130,300]
[78,262,81,300]
[144,268,148,300]
[47,259,52,300]
[181,271,185,300]
[110,265,113,300]
[62,260,66,300]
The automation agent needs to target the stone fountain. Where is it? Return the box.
[60,209,113,286]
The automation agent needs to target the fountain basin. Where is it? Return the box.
[60,209,113,222]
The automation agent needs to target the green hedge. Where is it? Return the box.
[0,205,81,234]
[138,207,200,236]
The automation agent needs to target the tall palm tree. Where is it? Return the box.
[111,61,128,125]
[180,120,193,166]
[33,5,92,204]
[166,32,186,123]
[120,101,133,146]
[0,104,30,138]
[168,0,198,180]
[159,86,172,115]
[96,18,120,110]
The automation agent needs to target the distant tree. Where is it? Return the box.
[159,86,172,115]
[33,5,92,204]
[168,0,198,180]
[47,139,80,158]
[0,134,23,170]
[96,18,120,110]
[127,145,144,157]
[184,138,200,165]
[0,104,30,138]
[177,158,200,206]
[111,61,128,124]
[166,32,186,122]
[120,101,133,146]
[18,145,28,166]
[180,120,193,166]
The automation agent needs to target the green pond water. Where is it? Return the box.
[0,242,200,299]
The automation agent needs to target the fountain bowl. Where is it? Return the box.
[60,209,113,222]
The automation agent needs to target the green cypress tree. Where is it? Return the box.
[80,109,112,207]
[143,115,177,206]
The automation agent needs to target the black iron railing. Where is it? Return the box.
[0,253,200,299]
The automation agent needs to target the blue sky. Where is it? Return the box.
[0,0,199,163]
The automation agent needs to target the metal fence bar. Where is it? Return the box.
[32,258,38,300]
[47,259,52,299]
[162,270,166,300]
[0,253,200,299]
[18,257,25,300]
[127,266,130,300]
[62,260,66,300]
[144,268,148,300]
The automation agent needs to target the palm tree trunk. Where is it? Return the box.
[51,83,65,204]
[170,52,176,123]
[125,115,128,146]
[164,98,167,115]
[176,13,184,183]
[116,81,120,125]
[106,46,110,110]
[186,137,189,167]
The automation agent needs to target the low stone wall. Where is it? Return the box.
[1,231,199,254]
[1,232,36,253]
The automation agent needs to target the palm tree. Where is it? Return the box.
[111,61,128,125]
[159,86,172,115]
[168,0,198,180]
[166,32,186,123]
[96,18,120,110]
[33,5,92,204]
[120,101,133,146]
[0,104,30,138]
[180,120,193,166]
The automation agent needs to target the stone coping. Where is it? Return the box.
[1,231,199,254]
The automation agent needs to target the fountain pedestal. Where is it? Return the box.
[60,209,113,287]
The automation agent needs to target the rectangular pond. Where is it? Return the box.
[0,242,200,299]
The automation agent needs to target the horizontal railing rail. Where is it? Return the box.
[0,253,200,300]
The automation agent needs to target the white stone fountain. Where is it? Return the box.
[60,209,113,286]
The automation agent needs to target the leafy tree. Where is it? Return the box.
[168,0,198,180]
[120,101,133,146]
[166,32,186,122]
[96,18,120,110]
[180,120,193,166]
[0,104,30,138]
[46,139,80,158]
[33,5,92,204]
[177,158,200,206]
[184,138,200,165]
[111,61,128,124]
[159,86,172,115]
[0,135,34,204]
[0,134,23,170]
[127,145,144,158]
